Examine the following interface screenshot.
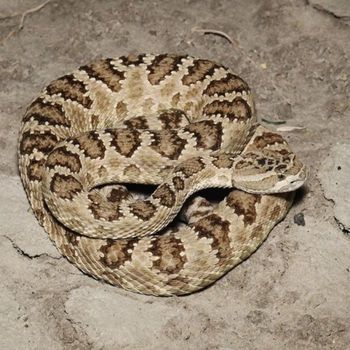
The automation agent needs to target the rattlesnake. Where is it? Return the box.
[18,54,306,296]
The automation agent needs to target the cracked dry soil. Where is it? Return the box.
[1,1,350,349]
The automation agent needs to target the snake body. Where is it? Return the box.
[18,54,306,295]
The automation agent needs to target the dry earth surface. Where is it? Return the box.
[1,0,349,349]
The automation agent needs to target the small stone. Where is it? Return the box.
[294,212,305,226]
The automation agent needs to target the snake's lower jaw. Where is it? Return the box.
[270,177,305,193]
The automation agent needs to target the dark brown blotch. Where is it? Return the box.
[46,74,92,109]
[150,130,187,160]
[80,58,125,92]
[46,146,82,172]
[203,73,249,96]
[23,98,70,128]
[60,229,81,259]
[203,97,252,121]
[226,191,262,226]
[71,131,106,159]
[19,130,59,155]
[193,213,231,259]
[120,54,147,66]
[159,109,189,129]
[99,238,139,269]
[129,200,157,220]
[184,120,223,151]
[87,191,123,222]
[234,152,258,170]
[50,173,83,200]
[107,187,130,203]
[212,154,234,169]
[270,203,283,222]
[152,183,176,208]
[172,176,185,191]
[182,59,220,86]
[148,235,187,274]
[109,129,141,158]
[175,157,205,178]
[253,132,286,149]
[147,54,186,85]
[26,158,46,181]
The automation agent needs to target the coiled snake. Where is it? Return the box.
[18,54,306,295]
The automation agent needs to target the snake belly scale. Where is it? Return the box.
[18,54,306,296]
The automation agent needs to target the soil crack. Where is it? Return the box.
[4,235,62,260]
[306,0,350,22]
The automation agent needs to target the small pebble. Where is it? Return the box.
[294,212,305,226]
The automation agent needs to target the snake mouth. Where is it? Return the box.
[271,165,308,193]
[274,178,306,193]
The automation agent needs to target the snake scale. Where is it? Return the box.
[18,54,306,296]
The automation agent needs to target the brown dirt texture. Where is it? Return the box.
[1,0,349,349]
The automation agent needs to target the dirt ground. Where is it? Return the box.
[1,0,350,349]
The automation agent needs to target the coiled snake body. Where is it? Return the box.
[18,54,306,295]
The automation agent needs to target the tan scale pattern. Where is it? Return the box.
[18,54,307,295]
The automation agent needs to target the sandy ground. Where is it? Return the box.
[1,0,350,349]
